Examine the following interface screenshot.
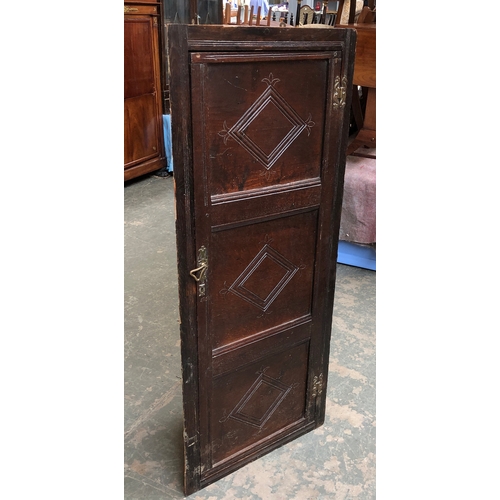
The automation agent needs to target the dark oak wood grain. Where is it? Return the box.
[167,24,356,495]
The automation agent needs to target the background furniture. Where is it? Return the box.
[335,1,375,269]
[124,1,166,181]
[339,20,375,156]
[334,1,375,156]
[337,152,376,270]
[297,4,316,24]
[337,240,375,270]
[339,153,376,244]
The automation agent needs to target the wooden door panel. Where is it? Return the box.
[209,210,318,349]
[124,94,159,166]
[124,17,155,99]
[210,341,310,465]
[191,55,328,196]
[167,25,356,495]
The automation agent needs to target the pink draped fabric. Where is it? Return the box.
[339,154,376,244]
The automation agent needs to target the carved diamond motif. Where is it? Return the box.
[218,74,315,170]
[229,373,292,428]
[244,100,295,157]
[228,244,299,311]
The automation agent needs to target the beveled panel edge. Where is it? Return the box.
[203,418,314,482]
[211,194,321,233]
[212,315,312,377]
[211,177,321,205]
[184,24,350,51]
[191,51,338,64]
[189,37,343,48]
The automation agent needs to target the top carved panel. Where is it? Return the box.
[191,55,332,197]
[218,74,315,172]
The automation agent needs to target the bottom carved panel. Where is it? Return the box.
[210,341,309,465]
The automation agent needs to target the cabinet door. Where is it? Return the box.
[124,9,164,176]
[124,93,158,166]
[168,25,356,495]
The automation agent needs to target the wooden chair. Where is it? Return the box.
[357,5,375,24]
[334,0,365,26]
[224,2,272,26]
[295,0,332,28]
[297,5,318,26]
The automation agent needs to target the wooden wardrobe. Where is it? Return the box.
[124,0,166,181]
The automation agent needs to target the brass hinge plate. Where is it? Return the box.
[332,76,347,109]
[312,373,324,398]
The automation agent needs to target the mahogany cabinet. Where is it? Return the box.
[124,1,166,181]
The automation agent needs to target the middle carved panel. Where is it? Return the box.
[225,242,299,312]
[210,210,318,349]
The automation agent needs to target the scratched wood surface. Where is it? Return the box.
[167,24,357,495]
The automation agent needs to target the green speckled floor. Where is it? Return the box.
[124,174,375,499]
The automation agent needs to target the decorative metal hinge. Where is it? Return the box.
[189,246,208,297]
[311,373,324,398]
[332,76,347,109]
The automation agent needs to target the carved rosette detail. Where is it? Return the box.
[218,73,315,171]
[304,114,315,136]
[261,73,280,87]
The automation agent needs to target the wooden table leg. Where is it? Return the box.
[347,87,376,157]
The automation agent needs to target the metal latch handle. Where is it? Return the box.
[189,246,208,297]
[189,263,207,282]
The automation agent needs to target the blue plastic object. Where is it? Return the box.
[163,114,173,173]
[337,241,376,271]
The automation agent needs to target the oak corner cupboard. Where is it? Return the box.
[167,24,357,495]
[124,0,166,181]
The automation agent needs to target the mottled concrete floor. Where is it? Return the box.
[124,174,376,499]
